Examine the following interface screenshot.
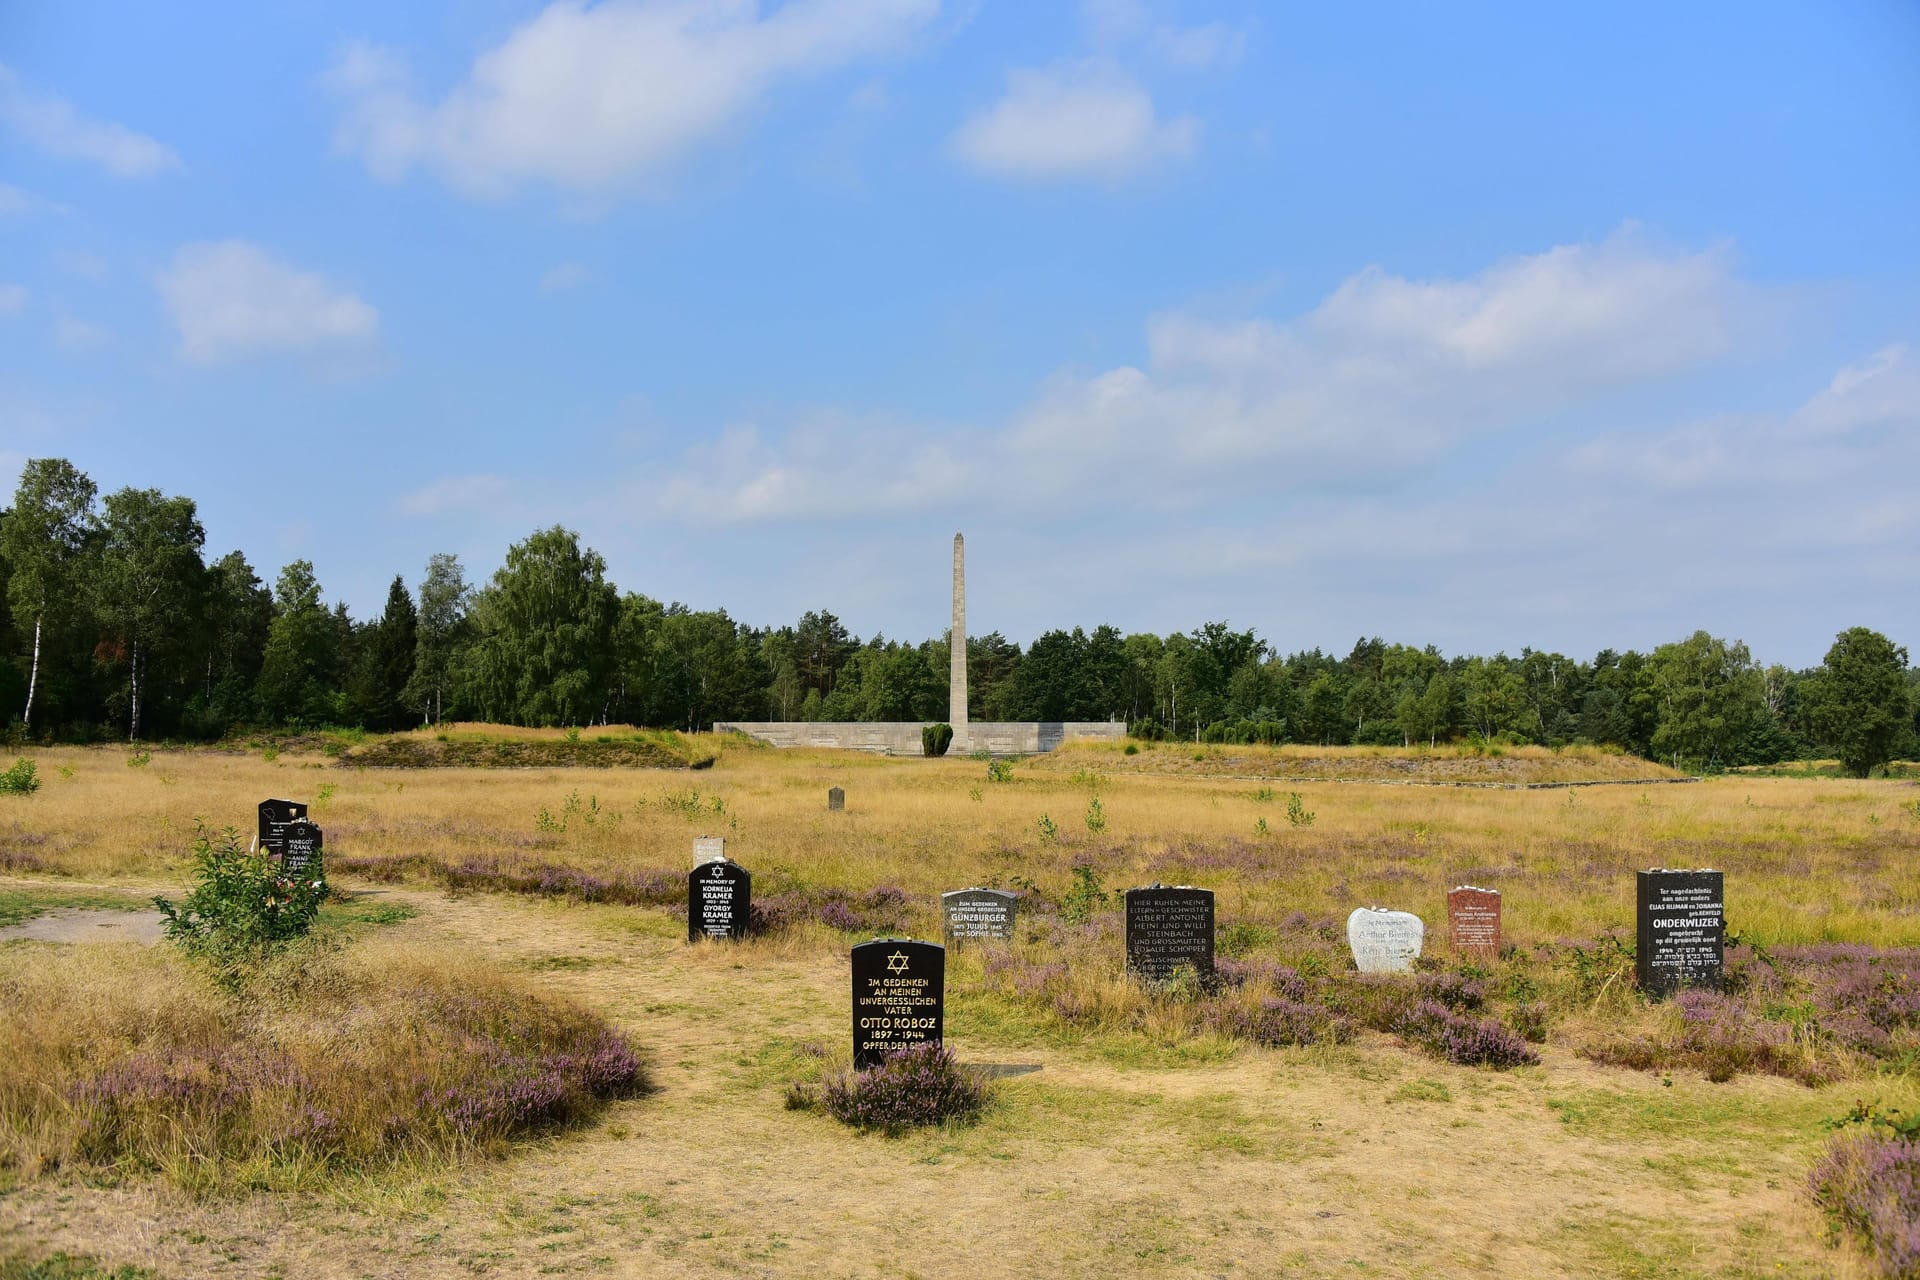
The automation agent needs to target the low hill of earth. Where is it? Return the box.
[1033,740,1691,786]
[339,726,717,770]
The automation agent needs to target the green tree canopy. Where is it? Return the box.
[1802,627,1913,777]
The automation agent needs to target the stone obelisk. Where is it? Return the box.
[950,533,968,750]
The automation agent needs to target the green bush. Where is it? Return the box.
[986,757,1014,783]
[0,759,40,796]
[1062,863,1109,924]
[1129,717,1165,742]
[153,822,328,984]
[922,723,954,757]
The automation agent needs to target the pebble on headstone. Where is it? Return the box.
[942,888,1017,944]
[280,819,324,877]
[1347,907,1425,973]
[688,857,751,942]
[851,938,945,1068]
[257,798,307,858]
[1124,885,1215,983]
[1636,868,1724,997]
[828,786,845,812]
[693,835,727,863]
[1447,886,1501,963]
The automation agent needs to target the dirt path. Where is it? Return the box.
[0,906,166,945]
[0,885,1851,1280]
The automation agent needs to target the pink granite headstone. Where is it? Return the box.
[1447,886,1502,962]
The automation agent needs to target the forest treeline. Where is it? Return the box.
[4,458,1916,775]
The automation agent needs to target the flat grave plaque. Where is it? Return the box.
[851,938,945,1068]
[942,888,1017,943]
[257,798,307,858]
[688,859,751,942]
[1636,869,1724,997]
[828,786,845,811]
[693,836,727,864]
[1447,886,1501,962]
[1348,907,1425,973]
[280,819,324,876]
[1124,885,1215,982]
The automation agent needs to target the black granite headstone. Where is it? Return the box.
[688,858,751,942]
[1636,869,1724,997]
[257,798,307,858]
[280,819,324,876]
[942,888,1017,943]
[1124,885,1215,982]
[851,938,945,1068]
[828,786,845,812]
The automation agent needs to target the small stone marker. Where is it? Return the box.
[1347,907,1425,973]
[942,888,1017,943]
[257,798,307,858]
[280,819,324,876]
[688,857,751,942]
[851,938,945,1068]
[693,835,727,863]
[828,786,845,811]
[1124,885,1215,982]
[1447,886,1501,962]
[1636,868,1724,997]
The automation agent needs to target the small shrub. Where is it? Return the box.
[1036,814,1058,844]
[1286,792,1315,827]
[1396,1000,1539,1069]
[1123,743,1139,756]
[968,787,983,802]
[1809,1107,1920,1277]
[1129,717,1164,741]
[126,750,151,769]
[1206,997,1352,1047]
[986,757,1014,783]
[1084,795,1106,834]
[261,743,279,763]
[0,759,40,796]
[922,723,954,757]
[152,822,327,984]
[1062,863,1109,924]
[818,1043,988,1134]
[316,783,336,804]
[1254,816,1270,837]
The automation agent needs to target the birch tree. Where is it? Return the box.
[91,487,206,740]
[2,459,97,730]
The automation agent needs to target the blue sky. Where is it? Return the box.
[2,0,1916,667]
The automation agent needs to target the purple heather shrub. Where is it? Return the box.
[1809,1132,1920,1278]
[1418,971,1487,1011]
[819,1042,988,1133]
[1206,996,1351,1047]
[1214,957,1309,1003]
[1396,1000,1539,1069]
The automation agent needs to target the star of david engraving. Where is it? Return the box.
[886,950,910,974]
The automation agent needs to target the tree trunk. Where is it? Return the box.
[23,615,41,729]
[129,640,142,742]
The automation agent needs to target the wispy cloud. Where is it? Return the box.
[395,473,511,516]
[326,0,940,198]
[951,58,1196,183]
[540,262,590,294]
[0,284,26,317]
[156,240,378,365]
[0,63,178,178]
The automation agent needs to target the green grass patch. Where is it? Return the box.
[0,887,154,930]
[0,1252,157,1280]
[339,729,716,771]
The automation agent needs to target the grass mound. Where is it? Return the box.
[340,726,717,770]
[0,934,646,1191]
[1039,740,1689,785]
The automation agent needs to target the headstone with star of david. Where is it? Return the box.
[257,798,307,859]
[687,856,751,942]
[850,938,945,1068]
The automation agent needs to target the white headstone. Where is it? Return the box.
[693,836,727,865]
[1347,907,1424,973]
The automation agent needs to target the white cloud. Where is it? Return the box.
[156,240,378,365]
[540,262,590,293]
[0,63,178,178]
[327,0,940,197]
[52,250,108,280]
[951,59,1196,182]
[1081,0,1245,68]
[654,229,1770,521]
[52,312,110,352]
[0,284,25,317]
[396,474,511,516]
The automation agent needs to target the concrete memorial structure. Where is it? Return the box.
[1447,886,1501,962]
[280,819,323,876]
[851,938,945,1068]
[693,836,727,863]
[828,787,845,812]
[942,888,1017,943]
[1348,907,1425,973]
[257,798,307,858]
[1636,869,1724,997]
[1124,885,1215,982]
[714,534,1126,756]
[688,857,751,941]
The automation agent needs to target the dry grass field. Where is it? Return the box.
[3,735,1920,1279]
